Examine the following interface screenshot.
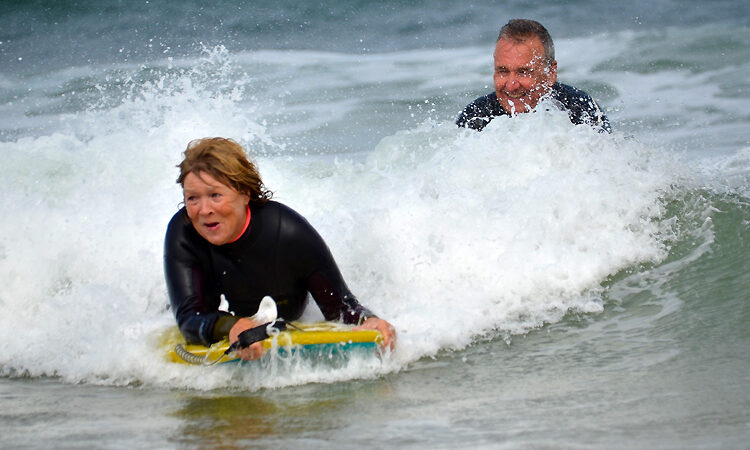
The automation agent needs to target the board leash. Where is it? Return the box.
[173,319,289,365]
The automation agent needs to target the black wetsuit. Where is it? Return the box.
[164,200,373,346]
[456,82,611,133]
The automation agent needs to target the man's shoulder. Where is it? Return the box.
[456,91,504,130]
[552,82,595,103]
[467,92,499,108]
[552,82,611,133]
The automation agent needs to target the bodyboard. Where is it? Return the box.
[161,322,382,365]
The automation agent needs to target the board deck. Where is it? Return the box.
[161,322,383,365]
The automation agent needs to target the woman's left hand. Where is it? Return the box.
[354,317,397,350]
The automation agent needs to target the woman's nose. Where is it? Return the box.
[198,198,212,215]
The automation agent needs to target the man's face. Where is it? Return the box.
[493,36,557,114]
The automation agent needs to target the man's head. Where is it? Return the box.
[493,19,558,114]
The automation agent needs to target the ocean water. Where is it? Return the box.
[1,1,749,448]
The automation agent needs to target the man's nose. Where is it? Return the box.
[506,73,520,89]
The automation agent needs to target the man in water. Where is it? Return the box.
[456,19,611,132]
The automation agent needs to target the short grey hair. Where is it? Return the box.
[498,19,555,65]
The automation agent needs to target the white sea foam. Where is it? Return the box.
[0,39,732,390]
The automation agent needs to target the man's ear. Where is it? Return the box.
[547,60,558,85]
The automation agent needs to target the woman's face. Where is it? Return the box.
[183,171,250,246]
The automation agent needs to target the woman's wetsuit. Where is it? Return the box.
[164,200,373,346]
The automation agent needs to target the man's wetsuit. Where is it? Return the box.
[164,200,373,346]
[456,82,611,133]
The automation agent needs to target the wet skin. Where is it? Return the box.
[493,35,557,114]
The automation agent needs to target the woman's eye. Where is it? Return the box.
[211,193,222,199]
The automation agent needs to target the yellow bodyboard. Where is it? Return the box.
[160,322,382,365]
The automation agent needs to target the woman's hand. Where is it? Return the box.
[228,317,265,361]
[354,317,397,351]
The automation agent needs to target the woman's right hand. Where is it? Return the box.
[354,317,397,351]
[228,317,265,361]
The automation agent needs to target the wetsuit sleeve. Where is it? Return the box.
[456,93,502,131]
[163,209,235,345]
[555,83,612,133]
[279,207,375,325]
[587,98,611,133]
[572,96,611,133]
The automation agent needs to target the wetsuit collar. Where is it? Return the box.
[228,204,251,244]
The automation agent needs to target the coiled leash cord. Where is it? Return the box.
[174,319,288,366]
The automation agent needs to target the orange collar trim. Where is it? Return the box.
[228,205,251,244]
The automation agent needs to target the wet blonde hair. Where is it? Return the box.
[177,137,272,204]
